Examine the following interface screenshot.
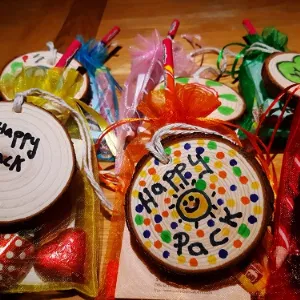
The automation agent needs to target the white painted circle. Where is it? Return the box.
[0,51,89,99]
[0,102,74,222]
[6,252,14,259]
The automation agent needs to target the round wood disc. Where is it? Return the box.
[126,133,272,274]
[262,52,300,98]
[155,78,246,121]
[0,102,75,223]
[0,51,89,100]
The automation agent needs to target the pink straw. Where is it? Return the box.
[167,19,180,39]
[55,39,82,67]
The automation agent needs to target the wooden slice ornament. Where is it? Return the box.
[126,133,272,274]
[155,78,246,121]
[0,51,89,100]
[0,102,75,223]
[262,52,300,99]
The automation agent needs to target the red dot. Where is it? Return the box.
[162,211,169,218]
[241,196,250,205]
[189,258,198,267]
[154,241,162,249]
[155,224,163,233]
[218,187,226,194]
[164,198,171,204]
[148,168,156,175]
[210,183,216,190]
[174,150,181,157]
[219,171,227,179]
[196,230,204,237]
[234,240,242,248]
[216,152,225,159]
[139,180,146,187]
[144,218,151,226]
[240,176,248,184]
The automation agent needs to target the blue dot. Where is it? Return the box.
[143,230,151,238]
[230,185,237,191]
[207,219,215,227]
[250,194,259,202]
[135,204,144,213]
[248,215,257,224]
[163,251,170,258]
[196,147,204,155]
[154,159,160,166]
[230,159,237,166]
[217,199,224,206]
[219,249,228,259]
[171,222,178,229]
[154,214,162,223]
[184,143,191,150]
[184,172,192,179]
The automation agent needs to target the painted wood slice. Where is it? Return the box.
[0,51,89,100]
[262,52,300,98]
[0,102,75,223]
[126,134,272,274]
[155,78,246,121]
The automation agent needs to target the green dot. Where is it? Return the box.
[161,230,172,243]
[203,156,210,163]
[135,214,144,225]
[196,179,207,191]
[205,79,222,87]
[207,141,217,150]
[232,166,242,177]
[238,223,250,238]
[218,106,235,116]
[176,77,190,84]
[219,94,238,102]
[164,147,171,155]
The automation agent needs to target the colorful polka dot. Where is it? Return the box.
[135,214,144,225]
[217,198,224,205]
[135,204,144,213]
[152,174,161,182]
[210,174,218,183]
[222,227,230,236]
[194,165,203,172]
[250,194,259,203]
[240,176,248,184]
[144,218,151,226]
[143,230,151,238]
[173,157,181,164]
[144,241,152,248]
[238,223,250,238]
[173,143,180,148]
[197,229,205,237]
[184,143,191,150]
[171,222,178,229]
[184,172,192,179]
[178,256,186,264]
[171,210,179,219]
[196,179,206,191]
[207,219,215,227]
[210,183,216,189]
[154,159,159,166]
[174,150,181,157]
[230,159,237,166]
[161,230,172,243]
[218,187,226,194]
[132,190,139,198]
[168,189,176,196]
[226,199,236,207]
[230,185,237,191]
[140,170,147,178]
[189,258,198,267]
[232,166,242,176]
[203,156,210,163]
[151,208,158,214]
[219,249,228,259]
[253,205,262,215]
[214,161,223,168]
[207,141,217,150]
[216,152,225,159]
[184,223,192,231]
[154,214,162,223]
[219,171,227,179]
[208,255,217,264]
[155,224,163,233]
[233,240,242,248]
[164,197,171,204]
[148,168,156,175]
[162,211,169,218]
[164,147,172,155]
[163,251,170,258]
[139,180,146,187]
[251,181,260,189]
[248,215,258,224]
[174,176,181,184]
[197,139,205,145]
[154,241,162,249]
[196,147,205,154]
[241,196,250,205]
[228,149,237,157]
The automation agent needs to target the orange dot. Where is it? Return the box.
[218,187,226,194]
[139,180,146,187]
[216,152,225,159]
[241,196,250,205]
[189,258,198,267]
[174,150,181,157]
[164,198,171,204]
[219,171,227,179]
[162,211,169,218]
[196,230,204,237]
[155,224,163,233]
[154,241,162,249]
[148,168,156,175]
[234,240,242,248]
[240,176,248,184]
[144,218,151,226]
[210,183,216,190]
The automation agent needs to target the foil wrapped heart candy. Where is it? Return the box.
[34,228,86,282]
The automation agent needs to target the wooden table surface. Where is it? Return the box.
[0,0,299,299]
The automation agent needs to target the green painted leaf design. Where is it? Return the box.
[11,62,23,74]
[205,80,222,87]
[277,55,300,83]
[217,106,234,116]
[176,77,190,84]
[219,94,238,102]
